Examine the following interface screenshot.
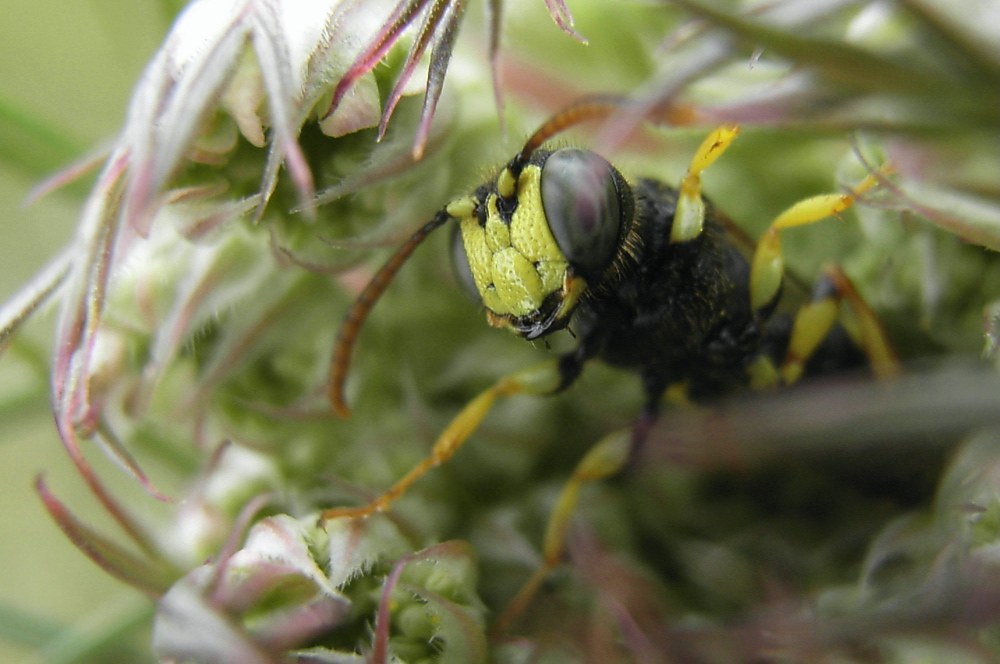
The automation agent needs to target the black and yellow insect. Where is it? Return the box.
[321,97,899,630]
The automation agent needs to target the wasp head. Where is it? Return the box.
[329,96,636,413]
[450,147,630,340]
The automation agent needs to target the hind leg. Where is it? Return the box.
[779,264,899,385]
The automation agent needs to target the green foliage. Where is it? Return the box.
[1,0,997,662]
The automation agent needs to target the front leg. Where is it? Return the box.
[321,360,566,521]
[555,321,606,390]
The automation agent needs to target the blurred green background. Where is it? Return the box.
[0,0,997,662]
[0,3,179,662]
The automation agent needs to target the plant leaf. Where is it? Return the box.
[665,0,998,125]
[35,475,175,597]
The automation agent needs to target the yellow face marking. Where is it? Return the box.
[460,214,493,296]
[485,208,510,252]
[497,168,516,198]
[457,165,574,320]
[534,260,565,295]
[492,248,544,313]
[482,285,506,315]
[446,196,477,218]
[558,273,587,316]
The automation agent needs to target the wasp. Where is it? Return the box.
[320,96,898,632]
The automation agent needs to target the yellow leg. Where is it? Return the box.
[779,264,900,386]
[491,429,632,638]
[672,125,740,243]
[819,264,900,381]
[321,361,563,521]
[749,169,887,313]
[780,284,840,386]
[747,354,782,391]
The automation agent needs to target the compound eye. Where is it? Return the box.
[450,223,480,302]
[541,148,622,277]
